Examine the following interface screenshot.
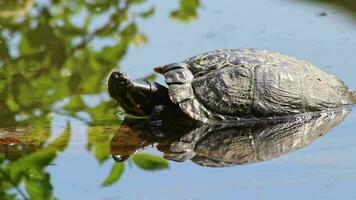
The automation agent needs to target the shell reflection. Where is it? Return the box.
[111,107,352,168]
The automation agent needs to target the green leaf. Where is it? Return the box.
[7,147,56,184]
[139,6,155,18]
[98,42,128,64]
[10,73,34,107]
[128,0,147,5]
[48,124,71,152]
[101,163,124,187]
[25,169,54,200]
[121,23,137,40]
[7,128,70,183]
[5,95,19,112]
[87,126,117,164]
[64,95,86,114]
[170,0,200,22]
[142,73,156,81]
[132,33,148,45]
[132,153,169,171]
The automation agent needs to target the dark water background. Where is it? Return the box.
[0,0,355,199]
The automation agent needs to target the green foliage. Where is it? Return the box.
[171,0,200,22]
[7,127,70,182]
[140,6,156,18]
[25,169,55,200]
[132,153,169,171]
[128,0,147,5]
[0,0,198,197]
[101,163,125,187]
[87,126,119,164]
[0,126,70,199]
[0,0,155,128]
[0,0,34,18]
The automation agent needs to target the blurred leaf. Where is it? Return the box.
[10,73,34,107]
[128,0,147,5]
[140,6,155,18]
[0,0,34,18]
[171,0,200,22]
[64,96,86,114]
[5,95,20,112]
[7,128,70,183]
[121,23,138,40]
[25,168,54,200]
[48,125,71,152]
[132,153,169,171]
[142,73,157,81]
[0,0,168,196]
[86,0,113,13]
[86,100,120,123]
[101,163,124,187]
[7,147,56,184]
[98,42,128,64]
[0,153,4,163]
[87,126,117,164]
[132,33,148,45]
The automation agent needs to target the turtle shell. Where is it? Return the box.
[167,107,351,167]
[159,49,355,123]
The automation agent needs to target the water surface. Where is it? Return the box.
[0,0,356,199]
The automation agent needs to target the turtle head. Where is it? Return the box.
[108,71,172,117]
[108,71,149,116]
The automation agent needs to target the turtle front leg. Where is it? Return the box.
[108,71,174,116]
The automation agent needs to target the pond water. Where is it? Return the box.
[0,0,356,199]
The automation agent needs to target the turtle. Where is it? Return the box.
[164,107,351,167]
[110,107,352,167]
[108,48,356,123]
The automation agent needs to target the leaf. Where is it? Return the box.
[98,42,128,64]
[142,73,156,81]
[121,23,137,40]
[25,169,54,200]
[7,128,70,183]
[87,126,117,164]
[132,33,148,45]
[10,73,34,107]
[48,124,71,152]
[86,100,120,123]
[7,147,56,184]
[170,0,200,22]
[64,95,86,114]
[128,0,147,5]
[139,6,155,18]
[5,95,19,112]
[132,153,169,171]
[101,163,124,187]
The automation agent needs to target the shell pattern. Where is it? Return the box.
[161,49,355,123]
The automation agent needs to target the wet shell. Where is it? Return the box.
[159,49,355,123]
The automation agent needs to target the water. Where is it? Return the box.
[0,0,356,199]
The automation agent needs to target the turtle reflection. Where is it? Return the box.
[111,107,352,167]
